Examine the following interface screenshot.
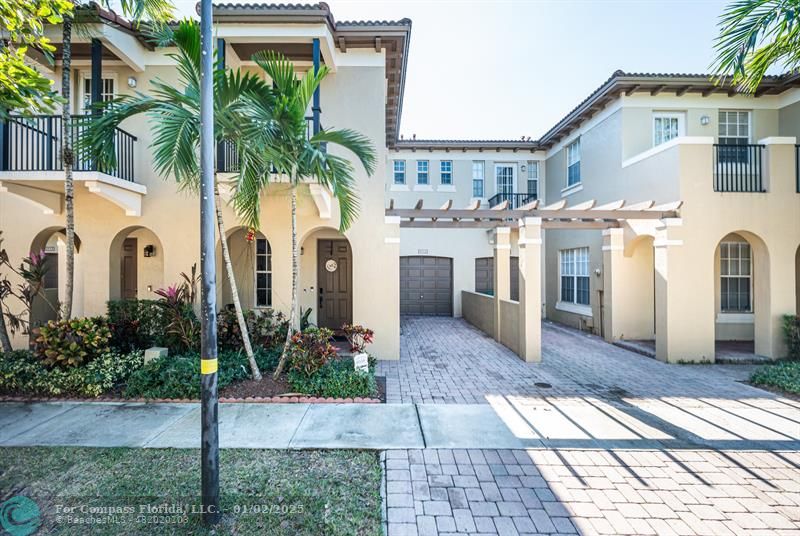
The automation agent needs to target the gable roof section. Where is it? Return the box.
[212,3,411,146]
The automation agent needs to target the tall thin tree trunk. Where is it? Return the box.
[0,301,12,353]
[214,180,261,380]
[274,181,298,379]
[61,16,75,320]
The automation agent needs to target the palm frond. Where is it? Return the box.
[310,128,377,175]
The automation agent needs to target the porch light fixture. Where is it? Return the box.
[127,76,137,88]
[520,165,527,173]
[143,244,156,257]
[700,115,710,126]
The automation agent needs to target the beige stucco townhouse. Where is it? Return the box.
[2,3,800,364]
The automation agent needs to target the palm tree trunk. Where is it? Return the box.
[0,301,13,353]
[61,15,75,320]
[214,180,261,381]
[274,182,298,379]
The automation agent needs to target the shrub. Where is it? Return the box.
[342,324,374,353]
[217,308,288,351]
[784,315,800,361]
[33,317,112,368]
[287,327,337,377]
[153,284,200,354]
[124,347,280,400]
[107,299,168,351]
[0,350,143,397]
[751,361,800,394]
[288,357,377,399]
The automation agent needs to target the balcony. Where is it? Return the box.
[1,114,137,182]
[488,192,538,209]
[713,143,765,193]
[0,114,145,216]
[217,116,318,174]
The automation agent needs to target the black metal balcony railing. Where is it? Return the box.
[713,143,765,193]
[0,114,137,182]
[216,116,317,174]
[488,192,538,209]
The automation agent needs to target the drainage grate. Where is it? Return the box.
[534,382,552,389]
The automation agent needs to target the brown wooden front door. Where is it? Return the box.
[121,238,138,299]
[317,239,352,330]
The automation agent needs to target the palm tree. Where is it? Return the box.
[711,0,800,92]
[60,0,174,320]
[233,51,376,379]
[81,20,276,380]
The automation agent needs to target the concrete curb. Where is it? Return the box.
[0,395,382,404]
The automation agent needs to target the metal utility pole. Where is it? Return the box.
[199,0,220,525]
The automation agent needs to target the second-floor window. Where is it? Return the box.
[440,160,452,185]
[417,160,429,185]
[393,160,406,184]
[653,112,684,146]
[496,164,514,196]
[527,161,539,197]
[560,247,590,306]
[718,110,751,164]
[82,76,116,112]
[255,237,272,307]
[567,139,581,186]
[720,241,752,313]
[472,161,484,198]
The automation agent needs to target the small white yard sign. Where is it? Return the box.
[354,353,369,373]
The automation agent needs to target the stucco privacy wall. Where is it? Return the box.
[1,59,401,358]
[461,291,494,336]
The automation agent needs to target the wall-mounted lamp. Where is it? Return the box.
[700,115,711,126]
[594,268,602,277]
[127,76,137,88]
[300,246,304,255]
[520,165,527,173]
[143,244,156,257]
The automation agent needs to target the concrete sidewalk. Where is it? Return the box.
[3,398,800,451]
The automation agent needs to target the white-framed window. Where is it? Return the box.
[255,237,272,307]
[653,112,685,146]
[440,160,453,185]
[495,164,514,196]
[718,110,751,164]
[417,160,429,185]
[393,160,406,185]
[560,247,590,306]
[80,74,116,113]
[720,241,752,312]
[567,139,581,186]
[472,161,485,198]
[527,161,539,197]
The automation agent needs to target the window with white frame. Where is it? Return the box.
[472,161,484,198]
[720,241,752,312]
[495,164,514,196]
[560,247,590,306]
[82,76,116,112]
[417,160,429,185]
[255,238,272,307]
[567,139,581,186]
[527,161,539,197]
[440,160,453,185]
[718,110,751,164]
[393,160,406,184]
[653,112,685,146]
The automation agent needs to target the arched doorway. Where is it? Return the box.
[219,227,272,311]
[713,231,769,358]
[109,227,164,301]
[300,227,353,330]
[28,227,83,328]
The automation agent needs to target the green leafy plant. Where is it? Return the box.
[751,360,800,393]
[107,299,168,352]
[33,317,111,368]
[0,349,142,397]
[153,283,199,353]
[287,327,337,377]
[217,308,288,352]
[342,324,374,353]
[783,314,800,360]
[288,357,377,399]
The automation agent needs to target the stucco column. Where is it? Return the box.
[654,218,715,363]
[493,226,511,340]
[517,217,542,362]
[601,228,624,342]
[381,215,401,360]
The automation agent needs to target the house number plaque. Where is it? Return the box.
[325,259,338,272]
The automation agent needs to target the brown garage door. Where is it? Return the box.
[400,256,453,316]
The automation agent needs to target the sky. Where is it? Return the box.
[170,0,732,140]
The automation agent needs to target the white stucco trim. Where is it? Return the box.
[389,184,409,191]
[621,136,714,169]
[601,245,624,251]
[560,183,583,198]
[438,185,456,192]
[757,136,797,146]
[556,301,593,317]
[716,312,754,324]
[413,185,433,192]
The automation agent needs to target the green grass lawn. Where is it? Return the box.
[0,447,382,535]
[751,361,800,395]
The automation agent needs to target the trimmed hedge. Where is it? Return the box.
[751,361,800,394]
[107,299,169,352]
[124,348,281,400]
[784,315,800,361]
[288,357,377,399]
[0,350,143,397]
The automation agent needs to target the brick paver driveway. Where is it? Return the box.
[378,317,800,535]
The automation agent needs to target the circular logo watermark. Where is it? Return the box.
[0,496,41,536]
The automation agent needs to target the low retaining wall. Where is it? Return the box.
[499,299,520,355]
[462,291,494,336]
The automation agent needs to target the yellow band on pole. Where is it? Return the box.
[201,358,218,375]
